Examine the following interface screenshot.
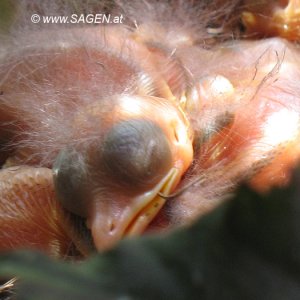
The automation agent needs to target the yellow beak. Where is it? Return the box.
[88,167,181,251]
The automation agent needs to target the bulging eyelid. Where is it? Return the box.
[99,118,173,190]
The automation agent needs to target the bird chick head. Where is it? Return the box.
[53,94,193,251]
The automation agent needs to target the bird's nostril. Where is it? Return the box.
[174,128,180,143]
[109,222,116,233]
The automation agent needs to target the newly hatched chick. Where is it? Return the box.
[0,0,300,256]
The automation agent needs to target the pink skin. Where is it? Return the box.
[1,1,300,254]
[166,37,300,225]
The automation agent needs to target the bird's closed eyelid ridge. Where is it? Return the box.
[99,118,173,189]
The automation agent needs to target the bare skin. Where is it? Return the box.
[1,0,300,256]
